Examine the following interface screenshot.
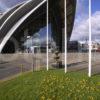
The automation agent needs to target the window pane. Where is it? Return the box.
[0,1,47,79]
[67,0,89,72]
[91,0,100,75]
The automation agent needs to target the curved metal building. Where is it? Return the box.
[0,0,76,53]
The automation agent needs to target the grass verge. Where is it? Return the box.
[0,69,100,100]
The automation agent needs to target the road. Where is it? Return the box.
[0,59,32,80]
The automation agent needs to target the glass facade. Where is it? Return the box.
[67,0,89,73]
[0,0,100,80]
[0,2,47,78]
[91,0,100,75]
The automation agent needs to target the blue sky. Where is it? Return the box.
[91,0,100,14]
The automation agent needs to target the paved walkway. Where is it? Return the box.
[0,59,32,80]
[0,53,100,80]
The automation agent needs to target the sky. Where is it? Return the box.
[71,0,100,41]
[0,0,100,41]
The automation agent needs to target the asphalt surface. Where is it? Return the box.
[0,59,32,80]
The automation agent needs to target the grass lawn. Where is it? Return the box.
[0,70,100,100]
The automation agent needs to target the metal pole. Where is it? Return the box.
[64,0,67,73]
[46,0,49,71]
[89,0,92,77]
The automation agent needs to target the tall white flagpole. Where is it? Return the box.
[64,0,67,73]
[89,0,92,77]
[46,0,49,71]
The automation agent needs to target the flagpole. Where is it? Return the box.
[89,0,92,77]
[46,0,49,71]
[64,0,67,73]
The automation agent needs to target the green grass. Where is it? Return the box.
[0,70,100,100]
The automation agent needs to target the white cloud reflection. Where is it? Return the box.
[71,0,100,41]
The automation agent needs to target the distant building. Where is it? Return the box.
[27,39,54,53]
[79,41,100,52]
[91,42,100,52]
[67,41,80,52]
[79,42,88,52]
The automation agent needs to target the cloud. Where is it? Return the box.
[71,11,100,41]
[71,0,100,41]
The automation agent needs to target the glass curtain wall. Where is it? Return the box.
[91,0,100,75]
[0,2,47,81]
[67,0,89,72]
[48,0,64,70]
[21,2,47,71]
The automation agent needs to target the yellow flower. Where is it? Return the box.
[41,95,45,100]
[47,98,52,100]
[97,82,100,85]
[88,96,94,100]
